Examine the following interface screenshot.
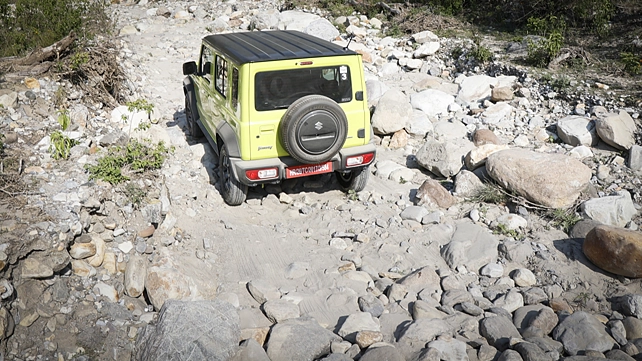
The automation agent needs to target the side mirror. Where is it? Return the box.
[203,62,212,75]
[183,61,197,75]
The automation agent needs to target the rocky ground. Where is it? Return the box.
[0,0,642,360]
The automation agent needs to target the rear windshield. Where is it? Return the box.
[255,65,352,111]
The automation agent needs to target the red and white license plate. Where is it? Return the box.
[285,161,333,179]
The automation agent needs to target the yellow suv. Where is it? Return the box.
[183,30,375,205]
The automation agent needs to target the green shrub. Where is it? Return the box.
[526,16,566,67]
[86,140,171,184]
[0,0,109,58]
[470,36,493,63]
[621,52,642,75]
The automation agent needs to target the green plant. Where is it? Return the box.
[49,131,77,160]
[49,109,78,160]
[135,121,151,132]
[346,189,358,201]
[621,52,642,75]
[70,51,89,71]
[470,36,493,63]
[451,47,464,60]
[547,208,582,233]
[0,0,109,58]
[472,184,509,204]
[85,140,171,184]
[494,223,519,237]
[124,182,146,206]
[526,16,566,67]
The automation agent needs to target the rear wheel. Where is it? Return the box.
[336,166,370,192]
[219,146,247,206]
[185,92,203,138]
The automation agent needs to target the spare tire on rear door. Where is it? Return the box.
[280,95,348,164]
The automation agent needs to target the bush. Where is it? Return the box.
[621,52,642,75]
[0,0,108,58]
[86,140,172,184]
[526,16,566,67]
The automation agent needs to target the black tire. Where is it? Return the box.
[280,95,348,164]
[336,166,370,192]
[219,146,247,206]
[185,92,203,138]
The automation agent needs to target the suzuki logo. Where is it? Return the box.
[314,122,323,130]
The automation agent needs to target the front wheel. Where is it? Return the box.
[219,147,247,206]
[336,166,370,193]
[185,92,203,138]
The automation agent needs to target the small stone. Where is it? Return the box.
[511,268,537,287]
[481,263,504,278]
[262,300,300,323]
[138,225,155,238]
[356,330,383,348]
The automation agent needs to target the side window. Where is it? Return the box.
[200,46,213,83]
[215,56,228,97]
[231,67,239,112]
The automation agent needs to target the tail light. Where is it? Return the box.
[346,152,375,168]
[246,168,278,180]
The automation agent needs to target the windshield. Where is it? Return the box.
[255,65,352,111]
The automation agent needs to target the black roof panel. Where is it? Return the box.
[203,30,357,65]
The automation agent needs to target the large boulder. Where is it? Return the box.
[144,249,218,310]
[440,222,499,272]
[583,225,642,278]
[134,300,240,361]
[266,317,341,361]
[556,115,598,147]
[581,191,637,227]
[551,311,616,355]
[595,110,637,150]
[416,138,475,178]
[396,318,452,360]
[479,315,522,351]
[371,89,413,135]
[486,149,591,208]
[411,89,455,118]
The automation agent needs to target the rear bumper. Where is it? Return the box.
[230,143,376,186]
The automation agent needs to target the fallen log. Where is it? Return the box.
[0,31,75,69]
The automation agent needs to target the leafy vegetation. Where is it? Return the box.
[621,52,642,75]
[470,36,493,63]
[85,140,171,184]
[493,223,520,238]
[49,109,78,160]
[526,15,566,67]
[0,0,109,58]
[546,208,582,233]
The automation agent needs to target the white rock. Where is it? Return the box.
[512,268,537,287]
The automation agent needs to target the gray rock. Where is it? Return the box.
[440,222,499,273]
[337,312,380,342]
[486,149,592,209]
[581,191,637,227]
[513,305,558,336]
[397,318,452,360]
[595,110,637,150]
[570,219,603,239]
[457,75,516,104]
[479,315,522,350]
[511,268,537,287]
[124,254,147,298]
[497,349,524,361]
[607,320,627,345]
[411,89,455,118]
[416,138,475,178]
[134,300,239,361]
[413,300,448,320]
[266,317,340,361]
[620,294,642,319]
[629,145,642,171]
[522,288,548,305]
[622,316,642,340]
[460,302,484,316]
[262,299,300,323]
[454,170,486,198]
[407,109,434,137]
[360,344,404,361]
[359,294,385,318]
[231,339,271,361]
[556,116,598,147]
[304,19,339,41]
[481,263,504,278]
[551,311,616,355]
[365,79,390,108]
[400,206,430,223]
[605,349,636,361]
[427,336,468,361]
[318,353,354,361]
[513,341,549,361]
[371,89,412,135]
